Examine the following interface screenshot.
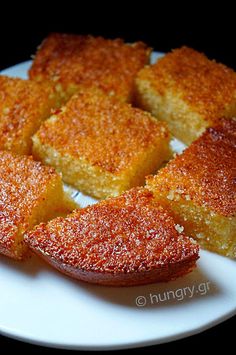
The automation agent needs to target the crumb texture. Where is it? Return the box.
[147,118,236,217]
[0,75,58,154]
[35,89,169,174]
[29,33,151,102]
[0,151,64,259]
[137,46,236,120]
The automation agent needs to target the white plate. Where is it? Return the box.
[0,53,235,351]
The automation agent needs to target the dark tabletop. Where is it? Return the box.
[0,4,235,353]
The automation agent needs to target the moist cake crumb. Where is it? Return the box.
[33,88,171,199]
[147,118,236,258]
[135,46,236,144]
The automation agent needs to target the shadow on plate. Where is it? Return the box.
[76,266,221,309]
[0,252,222,309]
[0,253,48,278]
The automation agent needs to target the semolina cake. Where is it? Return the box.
[29,33,151,103]
[0,151,77,260]
[0,75,60,154]
[24,187,199,286]
[32,89,171,199]
[135,46,236,145]
[147,118,236,258]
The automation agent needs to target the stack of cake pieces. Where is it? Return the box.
[0,33,235,287]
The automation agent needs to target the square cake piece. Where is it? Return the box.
[32,89,171,199]
[147,118,236,258]
[135,46,236,145]
[0,151,76,260]
[0,75,60,154]
[25,188,199,286]
[29,33,151,103]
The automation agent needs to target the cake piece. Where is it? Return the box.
[147,118,236,258]
[29,33,151,103]
[135,46,236,145]
[0,75,60,154]
[0,151,77,260]
[32,89,171,199]
[24,188,199,286]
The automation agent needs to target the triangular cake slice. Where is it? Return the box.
[25,188,199,286]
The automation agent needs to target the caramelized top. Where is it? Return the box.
[147,118,236,217]
[137,47,236,120]
[29,33,151,102]
[0,75,58,152]
[25,188,199,273]
[35,89,169,174]
[0,151,60,250]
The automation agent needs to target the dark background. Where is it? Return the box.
[0,3,236,71]
[0,3,235,353]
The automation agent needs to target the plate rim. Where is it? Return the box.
[0,306,236,350]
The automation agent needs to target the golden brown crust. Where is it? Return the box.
[25,188,199,286]
[34,89,169,174]
[0,151,60,259]
[0,75,58,154]
[137,46,236,121]
[147,118,236,217]
[29,33,151,102]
